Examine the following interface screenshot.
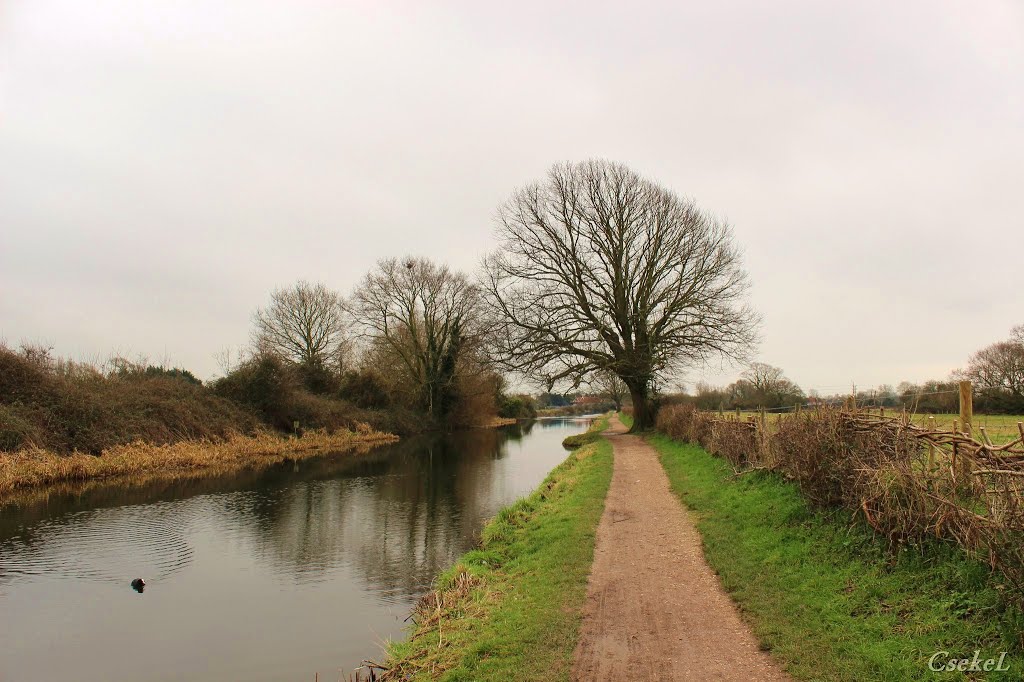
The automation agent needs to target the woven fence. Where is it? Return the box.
[656,403,1024,599]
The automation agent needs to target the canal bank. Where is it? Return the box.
[0,427,398,498]
[378,415,613,681]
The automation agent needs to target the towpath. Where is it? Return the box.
[570,415,791,681]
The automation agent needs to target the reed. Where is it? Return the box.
[0,424,398,496]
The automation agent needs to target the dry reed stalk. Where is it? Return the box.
[0,424,398,496]
[377,570,485,682]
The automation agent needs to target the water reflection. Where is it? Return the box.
[0,417,590,682]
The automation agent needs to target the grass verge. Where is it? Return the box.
[380,416,613,681]
[648,433,1023,681]
[0,427,397,496]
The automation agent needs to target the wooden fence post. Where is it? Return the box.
[926,416,936,472]
[959,380,973,435]
[958,380,973,479]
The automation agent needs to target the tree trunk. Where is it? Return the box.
[628,385,655,432]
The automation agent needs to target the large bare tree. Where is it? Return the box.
[963,325,1024,411]
[252,281,347,369]
[484,160,759,430]
[739,362,805,408]
[350,257,480,419]
[590,368,629,412]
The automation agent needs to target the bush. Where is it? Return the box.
[0,404,44,451]
[110,359,203,385]
[213,355,300,429]
[296,360,340,395]
[213,354,397,434]
[498,394,537,420]
[338,369,392,409]
[0,345,256,454]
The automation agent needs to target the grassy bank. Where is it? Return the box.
[0,426,397,496]
[648,433,1022,681]
[379,417,613,681]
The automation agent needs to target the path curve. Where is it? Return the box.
[571,416,790,681]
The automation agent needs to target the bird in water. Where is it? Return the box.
[131,578,146,593]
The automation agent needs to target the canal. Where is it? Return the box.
[0,417,592,681]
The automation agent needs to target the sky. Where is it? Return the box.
[1,0,1022,393]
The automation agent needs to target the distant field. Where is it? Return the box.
[720,410,1024,445]
[901,413,1024,444]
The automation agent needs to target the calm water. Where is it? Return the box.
[0,417,592,682]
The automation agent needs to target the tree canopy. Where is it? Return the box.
[484,159,758,430]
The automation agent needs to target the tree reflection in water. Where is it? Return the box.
[230,427,514,598]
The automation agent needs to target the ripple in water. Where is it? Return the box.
[0,501,194,585]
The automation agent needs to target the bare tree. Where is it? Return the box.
[591,369,628,412]
[350,257,481,419]
[483,160,758,431]
[964,325,1024,411]
[740,362,804,407]
[252,281,347,369]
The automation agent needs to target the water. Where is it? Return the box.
[0,417,592,682]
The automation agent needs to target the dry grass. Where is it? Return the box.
[479,416,518,428]
[373,569,488,681]
[0,424,398,497]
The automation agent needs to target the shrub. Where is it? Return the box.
[338,369,392,409]
[498,394,537,420]
[0,344,257,454]
[0,405,44,451]
[213,354,385,433]
[213,355,301,429]
[656,404,1024,600]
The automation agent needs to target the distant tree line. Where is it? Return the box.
[223,257,508,432]
[679,326,1024,415]
[688,362,805,411]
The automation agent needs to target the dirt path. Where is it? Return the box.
[570,416,790,681]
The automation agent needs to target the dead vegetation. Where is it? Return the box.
[0,424,397,496]
[657,404,1024,598]
[371,569,488,681]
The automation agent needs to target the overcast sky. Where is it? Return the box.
[1,1,1021,392]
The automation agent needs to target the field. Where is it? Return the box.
[724,410,1024,445]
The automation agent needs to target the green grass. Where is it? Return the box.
[561,432,598,449]
[618,411,633,429]
[382,416,614,681]
[648,434,1022,681]
[900,413,1023,444]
